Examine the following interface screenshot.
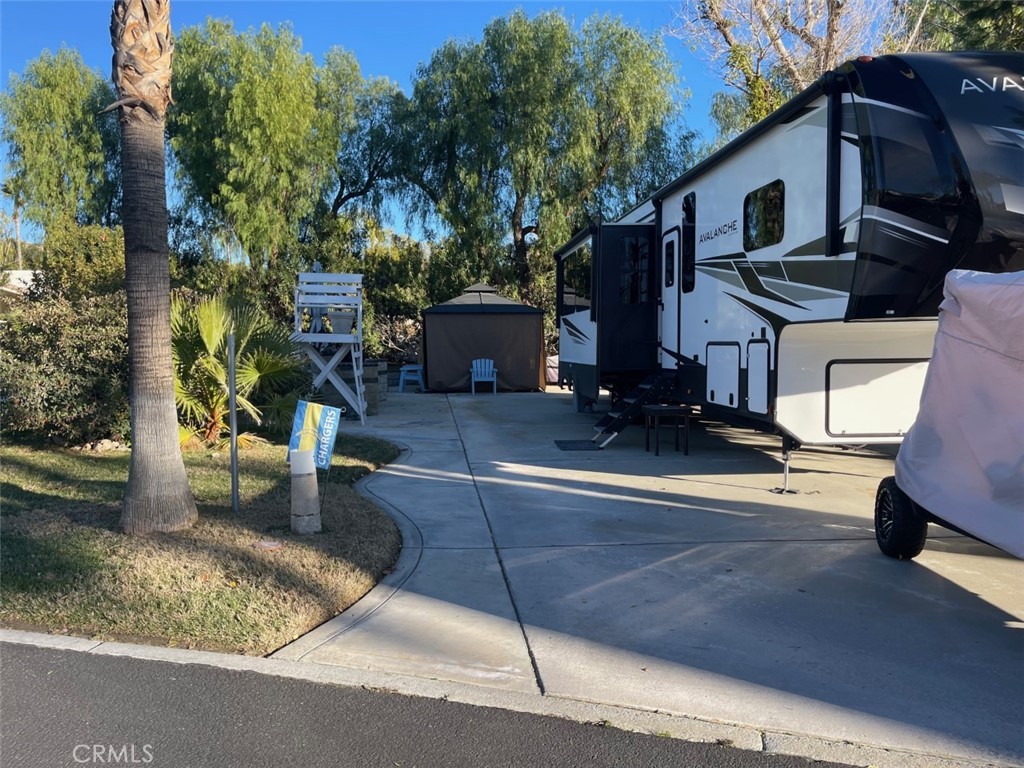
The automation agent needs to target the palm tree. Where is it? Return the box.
[109,0,197,533]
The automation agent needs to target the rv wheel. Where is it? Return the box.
[874,476,927,560]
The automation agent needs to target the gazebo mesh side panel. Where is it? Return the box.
[424,313,544,391]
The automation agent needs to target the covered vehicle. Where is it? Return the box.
[875,270,1024,559]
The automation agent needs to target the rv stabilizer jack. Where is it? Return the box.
[771,435,801,495]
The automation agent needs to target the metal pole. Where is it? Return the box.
[227,332,239,515]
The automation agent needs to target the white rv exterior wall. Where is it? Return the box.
[658,97,861,379]
[559,308,597,367]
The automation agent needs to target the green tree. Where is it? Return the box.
[895,0,1024,51]
[1,177,27,268]
[319,49,407,219]
[31,222,124,301]
[401,36,507,287]
[0,48,119,234]
[109,0,198,535]
[169,20,336,274]
[558,14,683,229]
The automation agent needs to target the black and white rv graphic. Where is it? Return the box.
[555,51,1024,447]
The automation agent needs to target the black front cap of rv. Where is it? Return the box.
[842,52,1024,321]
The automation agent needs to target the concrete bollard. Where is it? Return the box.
[290,449,321,534]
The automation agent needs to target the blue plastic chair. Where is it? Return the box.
[470,358,497,394]
[398,364,424,392]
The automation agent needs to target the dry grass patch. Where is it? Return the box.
[1,437,401,655]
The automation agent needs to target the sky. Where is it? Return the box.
[0,0,722,243]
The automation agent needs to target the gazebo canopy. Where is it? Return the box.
[424,284,542,314]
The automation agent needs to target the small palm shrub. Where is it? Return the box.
[171,295,307,447]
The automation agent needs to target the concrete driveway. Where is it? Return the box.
[275,389,1024,767]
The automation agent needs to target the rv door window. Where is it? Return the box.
[743,180,785,252]
[664,239,676,288]
[618,236,651,304]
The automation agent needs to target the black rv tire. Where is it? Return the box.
[874,476,927,560]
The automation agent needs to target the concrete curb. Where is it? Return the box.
[272,442,425,661]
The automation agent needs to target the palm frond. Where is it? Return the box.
[178,423,205,451]
[195,296,231,357]
[213,431,270,451]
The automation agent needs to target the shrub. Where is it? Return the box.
[30,222,125,301]
[0,292,129,443]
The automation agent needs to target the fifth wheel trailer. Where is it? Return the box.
[556,51,1024,449]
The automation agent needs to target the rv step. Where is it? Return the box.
[593,414,624,430]
[585,372,676,448]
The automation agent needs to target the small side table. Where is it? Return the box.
[642,404,694,456]
[398,364,424,392]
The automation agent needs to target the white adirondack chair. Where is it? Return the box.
[470,358,497,394]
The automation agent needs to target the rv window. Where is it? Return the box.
[664,239,675,288]
[618,236,650,305]
[743,180,785,252]
[864,106,956,202]
[682,193,696,293]
[561,245,592,316]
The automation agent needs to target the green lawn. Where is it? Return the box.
[0,436,401,655]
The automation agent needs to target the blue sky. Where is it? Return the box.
[0,0,722,242]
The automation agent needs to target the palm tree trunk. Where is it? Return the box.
[111,0,197,533]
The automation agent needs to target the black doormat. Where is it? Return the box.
[554,439,602,451]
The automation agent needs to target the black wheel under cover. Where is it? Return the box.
[874,476,928,560]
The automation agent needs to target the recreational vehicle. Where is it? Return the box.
[556,51,1024,454]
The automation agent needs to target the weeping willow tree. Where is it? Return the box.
[108,0,197,534]
[401,11,681,305]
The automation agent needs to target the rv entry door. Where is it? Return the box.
[596,223,658,376]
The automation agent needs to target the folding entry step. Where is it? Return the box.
[590,373,676,448]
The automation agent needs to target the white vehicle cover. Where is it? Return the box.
[896,270,1024,558]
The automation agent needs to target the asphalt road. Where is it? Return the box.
[0,642,854,768]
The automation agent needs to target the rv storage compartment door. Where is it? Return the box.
[747,340,770,415]
[706,343,740,408]
[826,360,929,437]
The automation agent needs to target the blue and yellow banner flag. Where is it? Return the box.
[287,400,343,470]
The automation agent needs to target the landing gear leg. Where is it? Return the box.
[771,435,800,494]
[571,380,594,414]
